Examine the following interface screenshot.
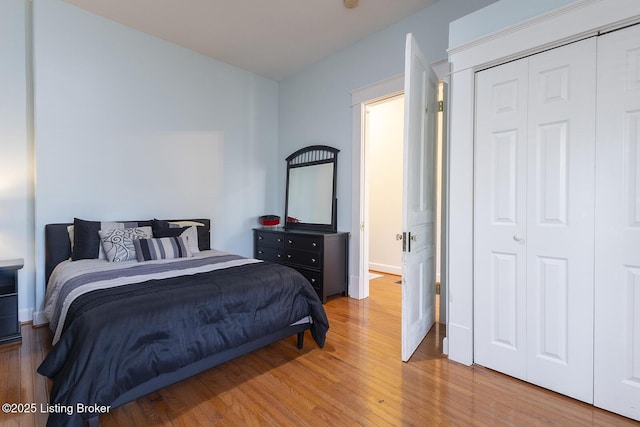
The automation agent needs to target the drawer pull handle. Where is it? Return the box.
[312,242,317,247]
[258,236,263,240]
[258,250,263,254]
[277,254,282,258]
[311,278,316,283]
[311,258,316,263]
[278,238,282,242]
[288,240,293,244]
[287,254,292,259]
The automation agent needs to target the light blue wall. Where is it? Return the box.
[0,0,34,321]
[278,0,496,234]
[4,0,502,320]
[31,0,279,317]
[449,0,578,48]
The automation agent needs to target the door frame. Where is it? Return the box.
[446,0,640,366]
[350,63,448,302]
[350,74,404,300]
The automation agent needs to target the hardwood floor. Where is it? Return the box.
[1,274,637,426]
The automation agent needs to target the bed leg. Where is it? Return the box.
[297,331,304,349]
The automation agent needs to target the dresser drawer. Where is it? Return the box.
[256,246,285,264]
[255,232,285,248]
[295,268,322,292]
[285,234,323,251]
[286,249,321,269]
[0,315,18,337]
[0,295,17,317]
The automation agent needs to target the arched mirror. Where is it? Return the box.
[285,145,339,232]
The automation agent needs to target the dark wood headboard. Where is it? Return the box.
[44,218,211,285]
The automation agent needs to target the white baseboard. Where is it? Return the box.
[32,310,48,326]
[447,322,473,366]
[368,262,401,276]
[19,308,33,323]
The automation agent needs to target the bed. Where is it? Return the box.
[37,218,329,427]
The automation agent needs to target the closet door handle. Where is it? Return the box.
[513,234,524,242]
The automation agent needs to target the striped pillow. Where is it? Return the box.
[133,236,193,262]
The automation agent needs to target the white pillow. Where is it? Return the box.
[180,226,200,254]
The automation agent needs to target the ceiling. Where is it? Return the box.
[61,0,439,81]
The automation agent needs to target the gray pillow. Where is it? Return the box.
[98,226,152,262]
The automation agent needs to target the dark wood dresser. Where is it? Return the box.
[0,259,24,344]
[253,228,348,303]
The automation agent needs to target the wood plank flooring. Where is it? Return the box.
[0,274,637,426]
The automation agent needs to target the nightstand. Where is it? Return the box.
[0,259,24,344]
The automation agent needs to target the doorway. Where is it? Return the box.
[352,75,446,325]
[365,95,404,279]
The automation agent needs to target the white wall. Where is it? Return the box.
[278,0,497,294]
[449,0,575,48]
[0,0,34,322]
[31,0,279,321]
[368,96,403,275]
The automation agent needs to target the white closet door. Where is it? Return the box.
[595,24,640,421]
[525,39,596,403]
[474,57,528,380]
[475,38,596,403]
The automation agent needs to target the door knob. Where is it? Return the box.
[410,234,418,242]
[513,234,524,242]
[396,234,403,241]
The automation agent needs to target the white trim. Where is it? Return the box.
[32,310,47,326]
[449,0,640,73]
[351,74,403,106]
[448,0,601,56]
[431,58,450,81]
[19,308,32,323]
[369,262,402,276]
[446,0,640,366]
[350,74,404,300]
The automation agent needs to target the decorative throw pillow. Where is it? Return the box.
[153,225,200,254]
[98,226,152,262]
[133,236,192,261]
[72,218,126,260]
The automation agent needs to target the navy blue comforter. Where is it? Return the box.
[38,261,328,427]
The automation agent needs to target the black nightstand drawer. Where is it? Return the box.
[256,246,285,264]
[0,316,18,336]
[255,232,285,248]
[0,270,16,295]
[285,235,323,251]
[0,295,17,317]
[286,249,321,269]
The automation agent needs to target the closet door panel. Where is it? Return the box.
[526,38,596,404]
[595,24,640,421]
[474,58,528,380]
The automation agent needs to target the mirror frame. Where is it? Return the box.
[284,145,339,232]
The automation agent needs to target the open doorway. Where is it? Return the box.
[366,94,404,281]
[352,76,446,325]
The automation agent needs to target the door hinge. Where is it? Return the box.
[438,100,444,112]
[435,282,441,295]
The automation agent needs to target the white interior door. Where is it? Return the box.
[594,24,640,421]
[401,33,437,362]
[474,38,596,403]
[474,57,529,380]
[525,38,596,404]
